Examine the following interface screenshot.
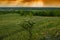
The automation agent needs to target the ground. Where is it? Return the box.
[0,14,60,40]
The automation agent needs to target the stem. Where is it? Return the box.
[28,29,32,40]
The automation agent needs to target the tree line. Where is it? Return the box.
[0,10,60,16]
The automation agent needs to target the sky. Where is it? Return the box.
[0,0,60,7]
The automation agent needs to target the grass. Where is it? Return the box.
[0,13,60,40]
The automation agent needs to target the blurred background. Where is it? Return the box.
[0,0,60,7]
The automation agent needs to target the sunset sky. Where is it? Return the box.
[0,0,60,7]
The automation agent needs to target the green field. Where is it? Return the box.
[0,13,60,40]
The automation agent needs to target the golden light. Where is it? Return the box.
[43,0,60,7]
[29,0,43,7]
[18,0,43,7]
[0,0,43,7]
[0,0,60,7]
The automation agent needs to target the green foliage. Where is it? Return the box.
[0,10,60,16]
[20,20,35,30]
[0,11,60,40]
[19,20,35,40]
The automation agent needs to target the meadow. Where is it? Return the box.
[0,10,60,40]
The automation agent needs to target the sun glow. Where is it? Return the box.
[30,0,43,7]
[0,0,43,7]
[0,0,60,7]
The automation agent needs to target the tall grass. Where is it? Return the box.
[0,10,60,40]
[0,14,60,40]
